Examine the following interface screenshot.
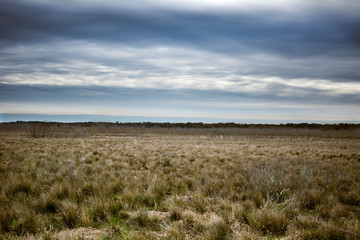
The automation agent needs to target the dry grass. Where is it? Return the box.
[0,126,360,239]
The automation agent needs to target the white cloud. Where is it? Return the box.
[2,40,360,99]
[2,100,359,122]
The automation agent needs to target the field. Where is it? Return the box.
[1,123,360,239]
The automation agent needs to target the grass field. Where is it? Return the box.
[0,124,360,239]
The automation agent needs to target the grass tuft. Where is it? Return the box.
[61,201,78,228]
[248,209,289,236]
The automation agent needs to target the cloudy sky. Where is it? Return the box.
[1,0,360,123]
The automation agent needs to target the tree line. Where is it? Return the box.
[2,121,359,131]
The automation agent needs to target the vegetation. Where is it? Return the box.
[0,122,359,239]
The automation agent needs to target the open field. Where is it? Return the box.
[1,124,360,239]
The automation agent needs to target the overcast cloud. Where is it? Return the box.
[0,0,360,122]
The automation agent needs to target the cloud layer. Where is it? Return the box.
[0,0,359,122]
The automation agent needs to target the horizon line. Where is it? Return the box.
[1,113,359,125]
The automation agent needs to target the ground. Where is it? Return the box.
[0,125,360,239]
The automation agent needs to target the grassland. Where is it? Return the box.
[0,124,360,239]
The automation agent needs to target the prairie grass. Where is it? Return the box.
[0,126,360,239]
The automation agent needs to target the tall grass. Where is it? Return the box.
[0,128,359,239]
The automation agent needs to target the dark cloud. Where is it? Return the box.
[1,0,359,84]
[1,0,359,58]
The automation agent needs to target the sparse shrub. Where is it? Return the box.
[242,160,290,205]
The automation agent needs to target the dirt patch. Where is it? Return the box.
[55,227,105,240]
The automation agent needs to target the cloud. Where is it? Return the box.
[0,0,359,122]
[1,0,359,59]
[1,84,359,122]
[1,41,360,93]
[0,1,359,85]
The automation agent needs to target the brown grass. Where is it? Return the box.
[0,125,360,239]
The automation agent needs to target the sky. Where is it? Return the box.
[1,0,360,123]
